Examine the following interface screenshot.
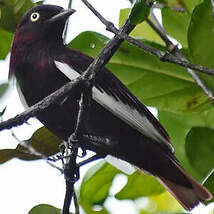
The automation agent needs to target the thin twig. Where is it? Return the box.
[186,68,214,100]
[78,154,104,167]
[9,122,63,172]
[104,20,214,76]
[147,8,214,101]
[73,191,80,214]
[0,77,85,131]
[0,113,47,160]
[62,91,90,214]
[63,0,73,41]
[60,7,135,212]
[146,18,172,49]
[80,1,214,76]
[153,3,185,13]
[81,0,214,76]
[211,0,214,18]
[81,0,113,28]
[73,90,91,139]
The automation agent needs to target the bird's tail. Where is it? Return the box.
[130,136,212,211]
[155,160,212,211]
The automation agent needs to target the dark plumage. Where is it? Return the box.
[9,5,212,210]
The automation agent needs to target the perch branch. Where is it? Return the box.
[80,0,214,76]
[62,89,92,214]
[0,14,135,132]
[62,144,78,214]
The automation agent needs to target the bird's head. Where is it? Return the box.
[13,5,75,46]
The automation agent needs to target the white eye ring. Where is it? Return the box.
[30,12,40,22]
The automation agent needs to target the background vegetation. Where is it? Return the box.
[0,0,214,213]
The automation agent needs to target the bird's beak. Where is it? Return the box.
[47,8,76,23]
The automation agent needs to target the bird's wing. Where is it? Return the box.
[55,58,173,153]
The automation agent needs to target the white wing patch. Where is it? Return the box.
[16,81,29,109]
[105,155,136,174]
[9,74,29,109]
[55,61,174,152]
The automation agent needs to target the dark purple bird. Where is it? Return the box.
[9,5,212,210]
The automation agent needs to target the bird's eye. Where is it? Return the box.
[30,12,40,22]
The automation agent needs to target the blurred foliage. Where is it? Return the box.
[0,126,62,164]
[1,0,214,213]
[115,171,165,199]
[129,0,150,24]
[204,170,214,204]
[0,83,8,98]
[0,0,34,33]
[28,204,66,214]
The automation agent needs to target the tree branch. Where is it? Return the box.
[63,0,73,41]
[79,0,214,76]
[0,13,135,132]
[147,8,214,101]
[61,89,91,214]
[0,77,85,131]
[106,22,214,76]
[62,144,78,214]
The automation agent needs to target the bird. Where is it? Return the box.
[9,4,212,211]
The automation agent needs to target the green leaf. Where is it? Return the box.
[0,83,9,98]
[129,0,150,24]
[188,0,214,92]
[203,170,214,204]
[23,126,62,157]
[143,84,209,113]
[79,161,121,204]
[159,108,214,179]
[69,31,211,113]
[0,0,35,32]
[140,210,149,214]
[28,204,62,214]
[162,7,190,47]
[0,126,62,164]
[0,28,13,59]
[167,0,183,7]
[181,0,203,13]
[0,149,18,164]
[69,31,190,81]
[115,171,165,200]
[185,127,214,177]
[160,108,214,182]
[80,201,110,214]
[120,8,164,44]
[35,1,44,5]
[145,191,183,213]
[158,111,203,181]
